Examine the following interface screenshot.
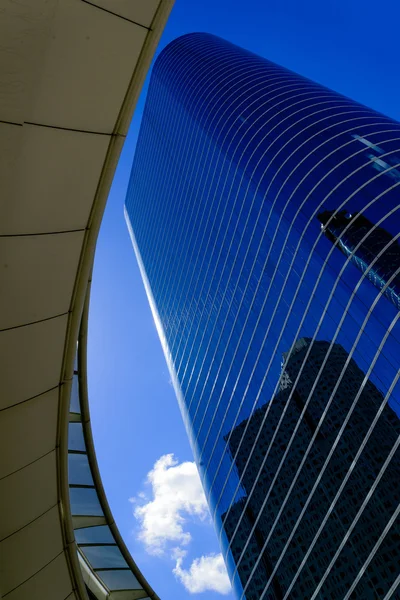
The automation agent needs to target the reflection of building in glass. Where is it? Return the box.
[318,210,400,311]
[352,134,400,182]
[223,339,400,599]
[125,32,400,599]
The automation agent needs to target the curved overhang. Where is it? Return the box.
[0,1,174,599]
[70,288,159,600]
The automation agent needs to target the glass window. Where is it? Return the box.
[68,453,94,486]
[97,569,141,591]
[70,374,80,413]
[81,545,128,569]
[70,487,103,516]
[68,422,86,452]
[75,525,115,545]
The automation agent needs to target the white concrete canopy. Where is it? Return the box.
[0,1,174,598]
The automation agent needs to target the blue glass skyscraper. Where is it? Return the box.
[125,33,400,599]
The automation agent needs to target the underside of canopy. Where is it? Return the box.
[0,1,174,598]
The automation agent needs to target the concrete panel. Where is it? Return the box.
[0,506,63,595]
[0,315,68,409]
[0,388,58,479]
[0,123,109,235]
[27,0,147,132]
[0,0,57,123]
[0,452,57,541]
[0,231,85,330]
[4,552,73,600]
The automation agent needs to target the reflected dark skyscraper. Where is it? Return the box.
[318,207,400,311]
[223,339,400,599]
[125,33,400,598]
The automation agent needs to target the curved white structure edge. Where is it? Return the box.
[0,1,174,599]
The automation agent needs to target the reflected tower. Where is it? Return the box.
[318,208,400,311]
[125,33,400,599]
[222,339,400,599]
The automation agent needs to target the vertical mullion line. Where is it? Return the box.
[186,93,348,435]
[142,37,234,285]
[190,102,371,492]
[142,45,245,352]
[149,45,246,352]
[166,66,290,363]
[314,435,400,599]
[162,63,290,347]
[205,127,400,510]
[180,86,340,414]
[172,73,306,408]
[155,38,271,321]
[153,50,261,310]
[126,39,219,363]
[232,171,400,588]
[219,152,400,562]
[277,311,400,600]
[177,82,329,408]
[383,573,400,600]
[195,108,380,467]
[125,54,164,227]
[129,37,215,288]
[153,55,271,360]
[145,43,242,298]
[125,36,400,599]
[208,130,400,519]
[128,38,217,283]
[241,189,400,599]
[224,167,400,583]
[126,40,175,228]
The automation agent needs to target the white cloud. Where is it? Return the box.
[131,454,209,555]
[173,553,232,595]
[132,454,232,595]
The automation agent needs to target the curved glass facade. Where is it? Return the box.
[125,33,400,599]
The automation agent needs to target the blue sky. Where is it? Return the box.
[88,1,400,599]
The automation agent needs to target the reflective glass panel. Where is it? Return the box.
[70,487,103,516]
[75,525,114,545]
[68,453,94,486]
[68,422,85,452]
[81,545,128,569]
[125,33,400,599]
[97,570,141,591]
[70,374,80,413]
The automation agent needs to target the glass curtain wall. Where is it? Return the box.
[125,33,400,600]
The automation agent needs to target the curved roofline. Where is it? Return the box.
[152,32,245,74]
[0,2,174,598]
